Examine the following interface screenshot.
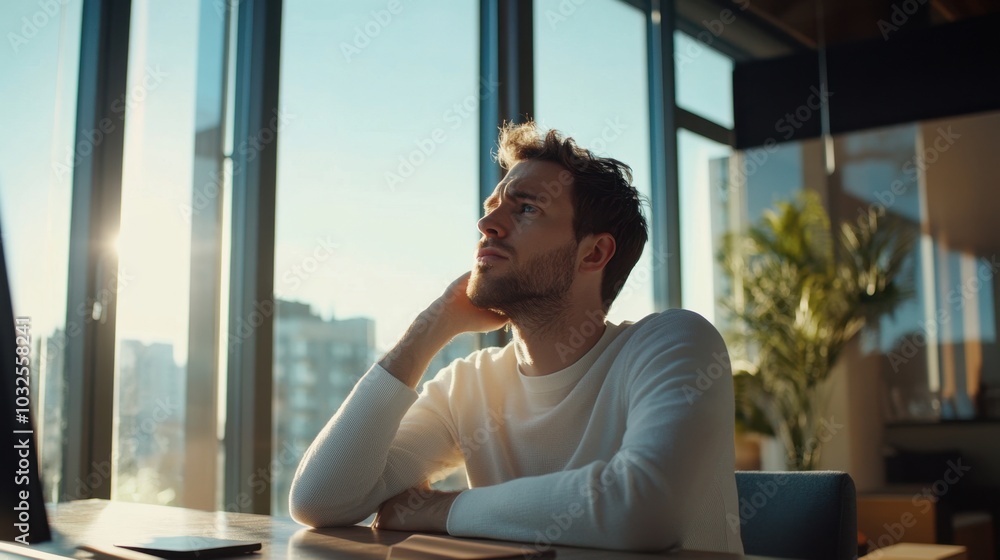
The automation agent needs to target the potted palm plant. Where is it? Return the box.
[720,190,915,470]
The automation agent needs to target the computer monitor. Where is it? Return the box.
[0,221,53,544]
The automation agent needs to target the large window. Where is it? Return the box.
[107,0,233,509]
[831,113,1000,422]
[534,0,656,322]
[674,30,734,129]
[677,129,730,322]
[112,0,202,507]
[0,0,82,503]
[674,30,735,322]
[273,0,481,514]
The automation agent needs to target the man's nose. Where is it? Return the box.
[477,209,506,238]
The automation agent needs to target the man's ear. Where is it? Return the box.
[579,233,615,273]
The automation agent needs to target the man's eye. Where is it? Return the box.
[520,204,537,214]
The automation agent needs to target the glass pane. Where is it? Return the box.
[914,112,1000,420]
[831,125,933,419]
[534,0,655,323]
[674,30,734,129]
[274,0,480,514]
[113,0,203,506]
[825,119,1000,422]
[711,112,1000,423]
[0,0,83,503]
[678,130,731,323]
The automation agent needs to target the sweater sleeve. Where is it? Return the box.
[445,311,736,552]
[288,363,464,527]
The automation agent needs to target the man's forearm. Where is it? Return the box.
[374,486,461,533]
[379,309,457,389]
[379,271,506,389]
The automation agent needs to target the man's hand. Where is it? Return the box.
[379,272,506,389]
[372,482,461,533]
[433,272,508,336]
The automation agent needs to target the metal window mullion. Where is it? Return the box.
[677,107,734,147]
[61,0,131,502]
[182,0,231,511]
[479,0,535,200]
[224,0,281,515]
[497,0,533,126]
[479,0,501,205]
[647,0,681,310]
[478,0,533,349]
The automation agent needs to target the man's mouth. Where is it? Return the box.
[477,248,508,261]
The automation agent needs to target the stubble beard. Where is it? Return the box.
[468,239,578,325]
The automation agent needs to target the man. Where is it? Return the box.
[289,122,742,553]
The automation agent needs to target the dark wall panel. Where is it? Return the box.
[734,13,1000,149]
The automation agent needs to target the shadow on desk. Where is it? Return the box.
[290,526,405,559]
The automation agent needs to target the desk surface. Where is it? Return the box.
[26,499,774,560]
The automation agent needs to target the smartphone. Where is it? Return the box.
[114,536,261,559]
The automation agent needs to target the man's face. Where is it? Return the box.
[468,160,579,315]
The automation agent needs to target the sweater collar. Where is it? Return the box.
[516,320,624,394]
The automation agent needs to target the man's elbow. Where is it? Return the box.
[288,487,327,527]
[289,504,327,528]
[288,485,347,527]
[289,479,380,528]
[289,499,368,528]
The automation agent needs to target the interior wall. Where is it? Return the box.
[819,336,886,492]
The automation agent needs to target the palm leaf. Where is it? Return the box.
[720,190,915,469]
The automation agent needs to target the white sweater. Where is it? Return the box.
[288,310,743,553]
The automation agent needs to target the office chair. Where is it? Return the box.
[735,470,857,560]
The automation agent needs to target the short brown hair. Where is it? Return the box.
[495,121,648,309]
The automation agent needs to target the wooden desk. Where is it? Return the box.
[22,499,777,560]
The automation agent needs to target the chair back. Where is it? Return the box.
[735,470,857,560]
